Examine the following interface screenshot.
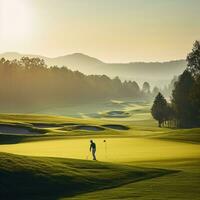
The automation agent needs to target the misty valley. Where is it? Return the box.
[0,1,200,199]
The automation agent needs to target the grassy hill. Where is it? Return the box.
[65,159,200,200]
[0,153,171,200]
[0,106,199,200]
[152,128,200,144]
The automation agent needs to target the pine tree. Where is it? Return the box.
[151,92,167,127]
[187,41,200,126]
[187,40,200,78]
[172,70,197,127]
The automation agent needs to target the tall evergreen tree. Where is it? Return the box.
[151,92,167,127]
[186,40,200,126]
[172,70,197,127]
[187,40,200,78]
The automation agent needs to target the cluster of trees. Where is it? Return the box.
[151,41,200,128]
[151,92,174,127]
[0,57,146,110]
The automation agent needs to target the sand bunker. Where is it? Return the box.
[75,125,105,131]
[61,125,105,131]
[104,111,130,118]
[0,124,43,135]
[31,123,62,128]
[61,123,129,132]
[32,123,80,128]
[103,124,129,130]
[62,123,80,126]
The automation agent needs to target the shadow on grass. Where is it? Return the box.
[0,153,178,200]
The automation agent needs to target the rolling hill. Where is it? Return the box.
[0,52,186,86]
[0,152,171,200]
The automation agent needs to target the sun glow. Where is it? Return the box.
[0,0,33,41]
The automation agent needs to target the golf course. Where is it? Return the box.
[1,1,200,198]
[0,100,200,199]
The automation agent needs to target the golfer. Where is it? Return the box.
[90,140,96,160]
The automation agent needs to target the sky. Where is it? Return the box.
[0,0,200,62]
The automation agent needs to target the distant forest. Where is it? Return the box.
[0,57,151,110]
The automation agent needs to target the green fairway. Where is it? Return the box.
[0,137,200,163]
[1,2,200,199]
[0,102,200,200]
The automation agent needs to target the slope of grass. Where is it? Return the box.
[66,159,200,200]
[153,128,200,144]
[0,108,200,200]
[0,153,172,200]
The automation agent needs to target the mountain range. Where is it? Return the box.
[0,52,186,87]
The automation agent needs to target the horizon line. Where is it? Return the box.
[0,51,186,64]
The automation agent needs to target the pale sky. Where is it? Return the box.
[0,0,200,62]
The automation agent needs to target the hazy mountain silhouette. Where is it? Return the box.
[0,52,186,86]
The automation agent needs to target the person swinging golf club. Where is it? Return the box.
[90,140,96,160]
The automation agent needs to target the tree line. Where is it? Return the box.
[151,41,200,128]
[0,57,149,111]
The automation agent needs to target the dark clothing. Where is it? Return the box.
[90,142,96,160]
[90,143,96,151]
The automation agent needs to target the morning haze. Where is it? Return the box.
[0,0,200,62]
[0,1,200,200]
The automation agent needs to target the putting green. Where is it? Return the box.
[0,138,199,163]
